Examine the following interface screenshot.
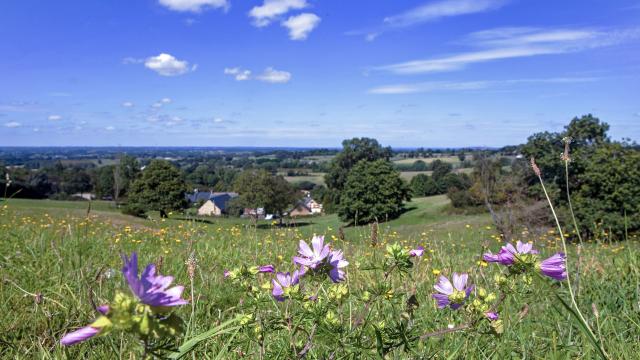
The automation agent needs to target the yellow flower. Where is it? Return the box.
[432,269,441,276]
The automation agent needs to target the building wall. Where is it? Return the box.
[198,200,222,216]
[290,205,312,217]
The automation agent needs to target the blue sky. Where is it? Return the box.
[1,0,639,147]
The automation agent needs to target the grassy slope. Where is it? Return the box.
[1,197,639,358]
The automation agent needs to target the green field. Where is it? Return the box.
[1,196,638,358]
[392,156,463,165]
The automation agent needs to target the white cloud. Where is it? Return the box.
[158,0,228,12]
[48,114,62,121]
[377,27,640,74]
[161,97,172,104]
[256,67,292,83]
[4,121,21,128]
[213,117,224,123]
[152,102,163,108]
[224,67,252,81]
[144,53,196,76]
[368,77,599,94]
[282,13,320,40]
[249,0,307,27]
[122,101,135,108]
[105,126,115,131]
[33,127,39,132]
[384,0,508,27]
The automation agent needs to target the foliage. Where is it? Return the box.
[573,142,640,237]
[338,159,410,224]
[409,174,439,197]
[127,160,188,216]
[325,138,392,211]
[233,169,297,216]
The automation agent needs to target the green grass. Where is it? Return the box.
[1,197,639,358]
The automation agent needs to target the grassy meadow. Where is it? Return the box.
[1,196,639,358]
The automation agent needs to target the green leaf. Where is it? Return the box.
[168,316,241,359]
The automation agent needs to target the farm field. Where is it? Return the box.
[392,155,463,165]
[1,196,638,358]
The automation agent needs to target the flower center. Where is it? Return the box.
[448,289,466,304]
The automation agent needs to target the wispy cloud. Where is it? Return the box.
[256,67,292,83]
[224,67,291,83]
[384,0,508,27]
[348,0,507,41]
[158,0,228,13]
[376,27,640,74]
[121,101,135,108]
[369,77,599,94]
[224,67,252,81]
[4,121,21,128]
[48,114,63,121]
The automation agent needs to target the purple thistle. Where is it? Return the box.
[272,269,302,301]
[258,264,275,273]
[409,246,425,257]
[432,273,473,310]
[327,249,349,283]
[121,252,188,307]
[538,252,567,281]
[293,235,331,270]
[60,326,102,346]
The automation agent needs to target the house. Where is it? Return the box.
[242,207,266,219]
[289,196,323,217]
[196,192,239,216]
[186,189,214,204]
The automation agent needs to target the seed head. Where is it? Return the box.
[530,157,541,177]
[186,252,197,280]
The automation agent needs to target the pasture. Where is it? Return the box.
[1,196,639,358]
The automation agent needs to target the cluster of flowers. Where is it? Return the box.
[60,253,188,346]
[224,235,350,301]
[432,240,566,328]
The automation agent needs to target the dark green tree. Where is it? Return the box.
[126,160,188,217]
[324,138,392,211]
[233,169,297,217]
[116,154,141,200]
[409,174,439,197]
[338,160,411,225]
[94,165,115,199]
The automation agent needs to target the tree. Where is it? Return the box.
[338,160,411,225]
[233,169,297,218]
[573,142,640,238]
[410,174,438,197]
[126,160,188,217]
[431,160,452,182]
[116,154,140,200]
[94,165,115,199]
[324,138,392,211]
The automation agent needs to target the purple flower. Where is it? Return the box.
[121,252,188,307]
[258,264,275,273]
[483,241,538,265]
[223,270,231,278]
[272,269,302,301]
[432,273,474,310]
[327,250,349,283]
[485,312,499,321]
[293,235,330,270]
[538,252,567,281]
[60,326,102,346]
[409,246,425,257]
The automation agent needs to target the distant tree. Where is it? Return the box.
[62,168,92,195]
[410,174,438,197]
[126,160,188,217]
[431,160,453,182]
[94,165,115,199]
[27,172,53,196]
[338,160,411,225]
[233,169,297,218]
[325,138,392,211]
[458,153,466,162]
[412,160,427,171]
[116,154,140,200]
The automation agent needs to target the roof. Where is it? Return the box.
[210,193,237,212]
[186,191,238,203]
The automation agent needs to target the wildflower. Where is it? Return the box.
[272,269,302,301]
[327,250,348,283]
[121,252,188,307]
[483,241,538,265]
[60,305,110,346]
[293,235,330,269]
[536,252,567,281]
[432,273,473,310]
[409,246,425,257]
[485,312,499,321]
[257,264,275,273]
